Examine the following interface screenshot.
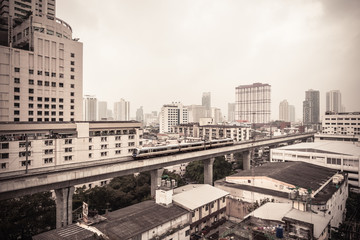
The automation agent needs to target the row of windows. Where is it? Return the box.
[14,94,75,101]
[13,110,73,116]
[15,79,76,88]
[14,117,74,122]
[325,118,360,121]
[15,103,73,110]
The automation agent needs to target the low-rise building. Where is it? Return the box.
[215,162,348,232]
[270,141,360,188]
[172,123,250,142]
[0,121,143,175]
[172,184,229,234]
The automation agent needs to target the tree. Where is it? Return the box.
[247,198,274,212]
[0,192,56,240]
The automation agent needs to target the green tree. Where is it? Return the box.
[0,192,56,240]
[162,169,186,187]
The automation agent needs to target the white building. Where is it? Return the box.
[83,95,97,121]
[0,0,83,122]
[187,105,207,123]
[326,90,342,113]
[0,121,143,174]
[228,103,236,122]
[215,162,348,233]
[279,100,289,122]
[172,184,228,234]
[202,92,211,117]
[289,105,295,123]
[172,123,250,142]
[159,102,188,133]
[211,107,223,124]
[114,98,130,121]
[235,83,271,124]
[322,112,360,136]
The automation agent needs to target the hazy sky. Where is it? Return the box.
[57,0,360,120]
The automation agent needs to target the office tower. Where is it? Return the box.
[303,89,320,124]
[114,99,130,121]
[211,107,223,124]
[202,92,211,117]
[326,90,342,113]
[279,100,289,122]
[187,105,207,123]
[0,0,83,122]
[289,105,295,123]
[136,106,144,122]
[83,95,97,121]
[98,101,107,120]
[159,102,188,133]
[235,83,271,124]
[228,103,236,122]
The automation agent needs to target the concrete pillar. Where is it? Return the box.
[204,158,215,185]
[243,151,251,170]
[150,168,164,197]
[55,186,75,229]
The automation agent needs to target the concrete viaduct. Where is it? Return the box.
[0,132,315,228]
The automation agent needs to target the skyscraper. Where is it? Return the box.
[83,95,97,121]
[187,105,207,123]
[159,102,188,133]
[202,92,211,117]
[289,105,295,123]
[136,106,144,123]
[228,103,235,122]
[303,89,320,124]
[0,0,83,122]
[114,99,130,121]
[235,83,271,124]
[279,100,289,122]
[326,90,342,113]
[98,101,107,120]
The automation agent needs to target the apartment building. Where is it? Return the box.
[235,83,271,124]
[0,0,83,122]
[172,123,250,142]
[322,112,360,136]
[159,102,188,133]
[0,121,143,174]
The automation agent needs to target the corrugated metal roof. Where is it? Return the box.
[172,184,229,210]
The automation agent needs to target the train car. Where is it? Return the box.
[133,138,234,159]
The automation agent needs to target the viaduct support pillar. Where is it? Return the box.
[150,168,164,198]
[55,186,75,229]
[204,158,215,185]
[243,151,251,170]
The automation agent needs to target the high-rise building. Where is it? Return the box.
[326,90,342,113]
[83,95,97,121]
[144,111,158,127]
[136,106,144,123]
[303,89,320,124]
[202,92,211,117]
[98,101,107,120]
[0,0,83,122]
[114,99,130,121]
[228,103,236,122]
[235,83,271,124]
[159,102,188,133]
[211,107,223,124]
[289,105,295,123]
[279,100,289,122]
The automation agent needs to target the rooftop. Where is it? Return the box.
[228,162,338,193]
[173,184,229,210]
[236,82,270,89]
[245,202,292,222]
[275,141,360,156]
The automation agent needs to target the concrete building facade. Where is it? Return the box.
[279,99,289,122]
[0,121,143,174]
[322,112,360,136]
[303,89,320,125]
[228,103,235,122]
[159,102,188,133]
[97,101,107,120]
[0,1,83,122]
[235,82,271,124]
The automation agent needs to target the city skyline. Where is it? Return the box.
[57,0,360,120]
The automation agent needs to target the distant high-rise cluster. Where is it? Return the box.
[279,100,295,122]
[98,101,108,120]
[303,89,320,124]
[235,83,271,124]
[0,0,83,122]
[136,106,144,123]
[227,103,236,122]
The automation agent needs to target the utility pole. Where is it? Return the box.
[25,134,29,174]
